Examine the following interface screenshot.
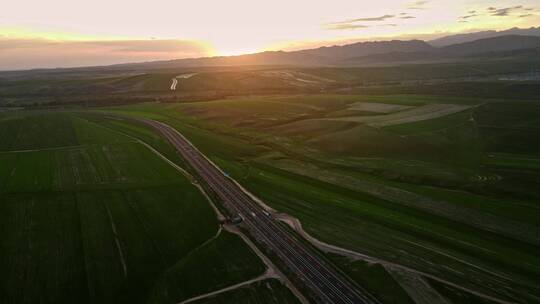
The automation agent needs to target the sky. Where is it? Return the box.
[1,0,539,70]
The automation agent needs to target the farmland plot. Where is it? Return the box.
[348,102,414,113]
[188,279,300,304]
[149,231,266,304]
[0,113,79,151]
[0,113,268,304]
[324,103,473,127]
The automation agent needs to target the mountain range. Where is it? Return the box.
[6,28,539,73]
[428,27,540,47]
[116,32,540,70]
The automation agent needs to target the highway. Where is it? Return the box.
[142,118,380,304]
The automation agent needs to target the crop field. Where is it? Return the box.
[0,112,271,304]
[231,161,540,302]
[484,153,540,170]
[101,94,540,304]
[347,102,414,113]
[324,103,473,127]
[330,256,414,304]
[383,110,474,134]
[0,113,79,151]
[188,279,300,304]
[149,231,266,304]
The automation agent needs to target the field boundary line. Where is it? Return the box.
[176,269,275,304]
[126,197,168,266]
[387,267,452,304]
[178,227,223,262]
[103,202,128,277]
[0,141,138,154]
[0,144,88,153]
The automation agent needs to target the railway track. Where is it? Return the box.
[143,118,379,304]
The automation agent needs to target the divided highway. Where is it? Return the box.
[143,118,380,304]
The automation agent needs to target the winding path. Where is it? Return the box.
[178,270,277,304]
[170,73,197,91]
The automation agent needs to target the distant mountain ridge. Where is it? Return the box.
[291,39,434,59]
[343,35,540,64]
[118,39,433,69]
[13,27,535,72]
[429,27,540,47]
[117,34,540,69]
[440,35,540,55]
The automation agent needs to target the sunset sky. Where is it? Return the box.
[1,0,539,70]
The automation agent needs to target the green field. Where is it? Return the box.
[188,279,300,304]
[101,94,540,304]
[330,256,415,304]
[149,231,266,303]
[0,113,271,304]
[0,113,80,151]
[2,92,539,304]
